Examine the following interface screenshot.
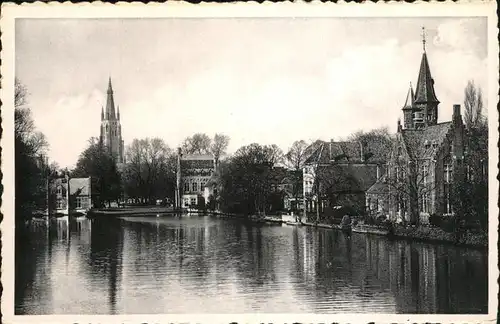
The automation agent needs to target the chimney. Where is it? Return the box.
[376,164,380,179]
[360,142,364,162]
[453,104,461,123]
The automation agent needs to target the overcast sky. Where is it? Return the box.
[16,17,488,168]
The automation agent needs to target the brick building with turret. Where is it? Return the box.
[366,32,467,225]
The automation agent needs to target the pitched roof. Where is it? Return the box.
[52,177,91,196]
[305,140,387,165]
[317,164,379,193]
[69,178,91,196]
[402,83,415,110]
[414,52,440,104]
[181,154,215,170]
[304,140,328,165]
[401,122,452,159]
[366,174,388,195]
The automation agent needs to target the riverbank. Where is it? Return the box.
[88,207,487,248]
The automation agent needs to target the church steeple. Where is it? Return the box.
[106,77,116,120]
[414,52,439,105]
[100,77,124,164]
[413,27,439,127]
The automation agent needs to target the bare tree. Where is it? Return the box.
[464,80,485,130]
[284,140,309,170]
[124,137,175,204]
[211,133,230,166]
[182,133,212,155]
[15,77,29,108]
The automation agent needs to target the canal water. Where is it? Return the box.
[15,215,488,314]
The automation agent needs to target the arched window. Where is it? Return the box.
[443,157,453,214]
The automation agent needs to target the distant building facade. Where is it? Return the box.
[100,77,125,164]
[175,149,216,209]
[366,40,467,224]
[51,177,93,215]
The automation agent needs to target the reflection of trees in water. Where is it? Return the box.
[434,245,487,313]
[89,218,124,315]
[286,227,487,314]
[15,223,53,314]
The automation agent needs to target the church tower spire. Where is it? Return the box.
[100,77,124,164]
[106,77,116,120]
[413,27,440,127]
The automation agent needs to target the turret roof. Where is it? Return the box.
[402,83,415,110]
[414,52,440,104]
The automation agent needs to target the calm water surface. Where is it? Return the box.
[15,215,488,314]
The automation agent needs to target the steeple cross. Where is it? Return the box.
[421,26,427,52]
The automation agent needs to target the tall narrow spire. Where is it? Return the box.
[101,105,104,120]
[105,77,116,119]
[107,77,113,93]
[117,105,120,120]
[414,52,439,105]
[421,26,427,52]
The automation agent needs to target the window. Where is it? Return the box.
[395,166,400,181]
[183,198,190,207]
[184,182,189,193]
[421,192,429,213]
[444,162,453,184]
[190,198,196,206]
[57,186,62,196]
[192,182,198,192]
[422,165,428,186]
[76,197,81,209]
[444,159,453,214]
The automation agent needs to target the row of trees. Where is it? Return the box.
[15,79,54,227]
[69,132,232,206]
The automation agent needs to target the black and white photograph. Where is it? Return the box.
[1,2,498,323]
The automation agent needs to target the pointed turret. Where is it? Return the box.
[101,105,104,121]
[117,105,120,120]
[402,82,415,110]
[414,52,439,105]
[105,77,116,120]
[413,27,440,127]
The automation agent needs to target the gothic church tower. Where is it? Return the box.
[100,77,124,164]
[402,27,440,130]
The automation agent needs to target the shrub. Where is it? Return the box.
[429,213,442,227]
[440,216,456,233]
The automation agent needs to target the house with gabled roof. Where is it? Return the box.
[302,139,386,219]
[50,176,93,215]
[366,40,466,225]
